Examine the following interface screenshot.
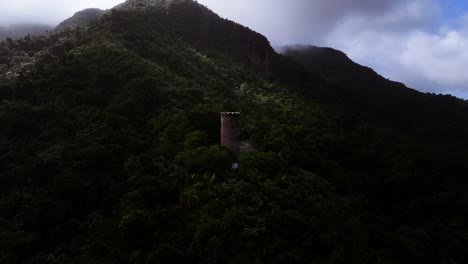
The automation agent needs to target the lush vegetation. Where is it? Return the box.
[0,1,467,263]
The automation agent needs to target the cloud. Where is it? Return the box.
[198,0,409,44]
[324,0,468,96]
[0,0,124,25]
[396,28,468,94]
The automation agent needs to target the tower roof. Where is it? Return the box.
[221,112,241,115]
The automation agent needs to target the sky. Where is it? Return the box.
[1,0,468,98]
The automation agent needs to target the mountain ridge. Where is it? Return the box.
[278,43,468,147]
[278,44,406,87]
[54,8,107,32]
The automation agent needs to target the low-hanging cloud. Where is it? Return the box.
[0,0,124,25]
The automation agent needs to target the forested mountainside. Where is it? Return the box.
[0,0,467,263]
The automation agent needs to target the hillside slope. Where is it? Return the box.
[0,1,467,263]
[281,44,468,147]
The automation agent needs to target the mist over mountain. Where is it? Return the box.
[0,23,52,40]
[1,0,468,263]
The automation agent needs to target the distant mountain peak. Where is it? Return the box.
[54,8,107,32]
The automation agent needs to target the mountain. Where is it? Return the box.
[280,44,468,147]
[54,8,107,32]
[0,1,467,263]
[0,23,52,40]
[278,44,402,85]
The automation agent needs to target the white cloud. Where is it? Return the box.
[325,1,468,96]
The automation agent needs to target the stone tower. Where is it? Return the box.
[220,112,241,152]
